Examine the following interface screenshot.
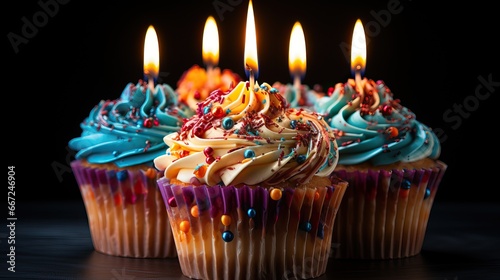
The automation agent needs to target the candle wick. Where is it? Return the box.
[148,76,156,94]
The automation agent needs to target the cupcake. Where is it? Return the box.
[176,64,241,111]
[155,81,348,279]
[69,80,193,258]
[314,78,447,259]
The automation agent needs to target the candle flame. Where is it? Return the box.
[244,0,258,80]
[202,16,219,67]
[350,19,366,75]
[144,25,159,80]
[289,21,306,79]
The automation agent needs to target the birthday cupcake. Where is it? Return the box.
[176,64,241,111]
[314,78,447,259]
[155,81,347,279]
[69,80,193,258]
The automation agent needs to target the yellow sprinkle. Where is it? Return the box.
[221,215,232,226]
[190,205,199,217]
[179,220,190,233]
[270,188,282,200]
[241,158,252,163]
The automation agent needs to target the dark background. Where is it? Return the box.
[4,0,498,203]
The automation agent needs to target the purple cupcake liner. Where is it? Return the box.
[157,178,348,280]
[330,160,447,259]
[70,160,177,258]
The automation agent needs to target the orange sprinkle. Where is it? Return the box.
[270,188,282,200]
[144,168,157,179]
[387,126,399,138]
[179,220,190,233]
[190,205,200,217]
[193,164,207,178]
[314,191,320,200]
[221,215,232,226]
[241,158,252,163]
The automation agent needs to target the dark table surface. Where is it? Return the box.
[2,200,499,280]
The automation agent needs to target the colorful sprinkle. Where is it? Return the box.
[270,188,282,200]
[247,208,256,218]
[221,214,232,226]
[203,147,214,157]
[143,118,153,128]
[296,154,306,164]
[386,126,399,138]
[203,107,210,115]
[190,205,199,217]
[299,221,312,232]
[211,105,225,118]
[401,179,411,189]
[222,117,234,129]
[314,191,320,200]
[144,168,156,179]
[290,120,297,129]
[167,197,177,207]
[424,188,431,199]
[193,164,207,178]
[244,149,255,158]
[222,230,234,242]
[179,220,190,233]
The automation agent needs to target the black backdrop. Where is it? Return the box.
[5,0,498,203]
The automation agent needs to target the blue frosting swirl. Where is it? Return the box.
[69,81,193,168]
[314,78,441,166]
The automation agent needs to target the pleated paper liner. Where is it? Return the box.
[70,160,177,258]
[157,177,348,280]
[330,160,447,259]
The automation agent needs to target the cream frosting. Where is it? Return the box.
[154,81,339,186]
[314,78,441,166]
[69,80,194,168]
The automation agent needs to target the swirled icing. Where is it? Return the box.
[154,81,339,187]
[69,80,193,168]
[314,78,441,166]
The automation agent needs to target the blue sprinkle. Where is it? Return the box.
[260,84,268,90]
[222,230,234,242]
[281,137,285,141]
[270,88,278,94]
[290,120,297,129]
[203,107,210,115]
[424,188,431,199]
[401,179,411,190]
[317,222,324,239]
[222,117,234,130]
[262,99,267,104]
[244,149,255,158]
[299,221,312,232]
[112,151,120,157]
[226,108,231,114]
[297,154,306,164]
[247,208,256,218]
[116,170,128,181]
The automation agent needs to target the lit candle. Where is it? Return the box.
[351,19,366,104]
[244,0,258,91]
[289,21,307,97]
[143,25,160,93]
[202,16,219,78]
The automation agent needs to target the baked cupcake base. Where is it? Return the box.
[157,176,348,280]
[71,160,177,258]
[330,159,447,259]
